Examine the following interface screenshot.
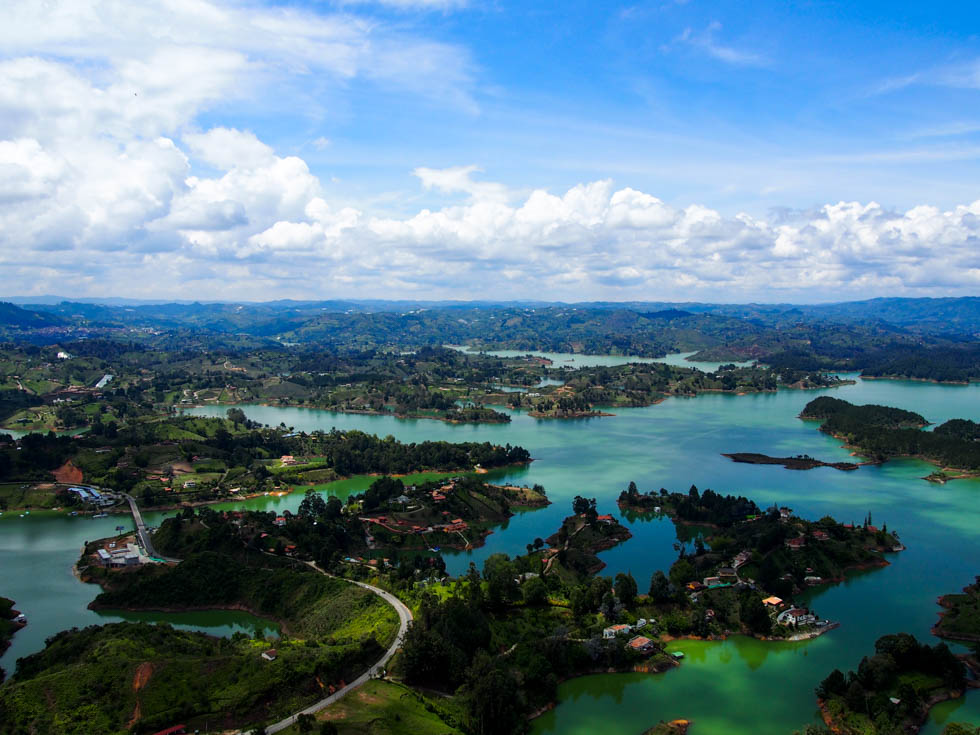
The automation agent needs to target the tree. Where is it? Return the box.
[648,570,670,602]
[297,713,315,733]
[320,723,339,735]
[522,576,548,606]
[669,558,696,588]
[614,572,638,608]
[226,407,247,426]
[816,669,846,699]
[741,593,772,636]
[460,652,527,735]
[572,495,596,516]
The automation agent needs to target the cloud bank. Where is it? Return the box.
[0,0,977,302]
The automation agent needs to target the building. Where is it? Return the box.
[777,608,816,627]
[627,635,657,653]
[261,649,278,661]
[596,514,615,524]
[785,536,806,550]
[732,550,752,568]
[717,567,737,579]
[702,576,722,588]
[603,624,632,639]
[762,596,783,607]
[812,530,831,541]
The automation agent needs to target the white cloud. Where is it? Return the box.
[0,0,977,302]
[672,22,767,67]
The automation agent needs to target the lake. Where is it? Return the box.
[2,372,978,733]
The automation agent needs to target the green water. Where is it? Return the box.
[2,374,978,732]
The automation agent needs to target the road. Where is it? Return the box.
[246,565,414,735]
[120,492,180,563]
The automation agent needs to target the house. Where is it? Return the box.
[812,530,830,541]
[596,514,615,524]
[785,536,806,550]
[634,618,648,629]
[762,596,783,607]
[702,576,722,588]
[732,550,752,568]
[779,507,792,519]
[685,581,706,592]
[627,635,657,653]
[261,649,278,661]
[96,548,112,567]
[394,494,412,505]
[56,351,72,360]
[704,609,716,621]
[603,624,632,639]
[804,576,823,586]
[274,516,286,527]
[280,455,297,465]
[717,567,737,579]
[777,608,816,627]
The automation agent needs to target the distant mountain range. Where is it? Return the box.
[0,297,977,354]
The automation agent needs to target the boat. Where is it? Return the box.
[672,651,685,659]
[92,513,108,519]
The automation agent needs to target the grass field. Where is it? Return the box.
[275,680,464,735]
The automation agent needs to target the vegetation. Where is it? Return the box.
[801,397,980,473]
[0,621,389,735]
[815,633,968,735]
[933,576,980,642]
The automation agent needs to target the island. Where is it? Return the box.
[722,452,860,471]
[933,576,980,643]
[800,397,980,480]
[619,482,902,638]
[814,632,974,735]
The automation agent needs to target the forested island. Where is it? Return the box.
[933,576,980,642]
[814,633,975,735]
[800,397,980,479]
[619,483,902,630]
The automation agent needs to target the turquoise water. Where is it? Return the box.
[2,375,978,732]
[448,346,753,372]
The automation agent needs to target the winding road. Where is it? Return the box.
[119,494,412,733]
[245,563,413,735]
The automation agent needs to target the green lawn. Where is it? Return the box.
[275,680,464,735]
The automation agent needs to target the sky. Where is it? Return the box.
[1,0,979,303]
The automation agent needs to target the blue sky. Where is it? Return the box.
[0,0,978,302]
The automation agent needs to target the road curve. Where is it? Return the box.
[246,565,413,735]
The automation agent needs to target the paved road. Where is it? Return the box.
[120,493,180,563]
[246,566,413,735]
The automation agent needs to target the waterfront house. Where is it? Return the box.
[627,635,657,653]
[777,608,816,626]
[596,514,615,524]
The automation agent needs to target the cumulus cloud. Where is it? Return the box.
[0,0,977,302]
